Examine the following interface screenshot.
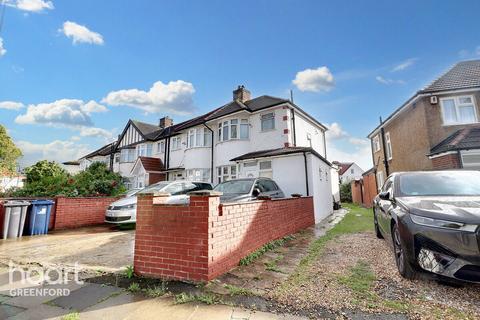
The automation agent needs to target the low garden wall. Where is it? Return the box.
[134,192,315,282]
[0,196,118,231]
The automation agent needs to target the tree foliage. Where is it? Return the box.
[3,161,125,198]
[0,125,22,175]
[340,183,352,203]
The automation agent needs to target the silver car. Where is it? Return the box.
[214,178,285,203]
[105,181,213,224]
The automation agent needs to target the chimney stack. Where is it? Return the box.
[233,85,251,103]
[159,116,173,129]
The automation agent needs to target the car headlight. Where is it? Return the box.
[410,214,478,232]
[119,204,136,210]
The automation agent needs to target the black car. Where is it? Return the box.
[373,171,480,283]
[213,178,285,203]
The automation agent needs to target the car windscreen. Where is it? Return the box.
[125,189,142,197]
[139,182,171,194]
[398,172,480,196]
[214,180,254,194]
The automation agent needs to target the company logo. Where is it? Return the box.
[8,261,84,297]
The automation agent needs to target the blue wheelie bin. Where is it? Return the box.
[26,200,54,235]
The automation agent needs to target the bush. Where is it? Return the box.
[340,183,352,203]
[3,161,125,198]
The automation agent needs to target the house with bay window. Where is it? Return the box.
[69,85,333,222]
[368,59,480,189]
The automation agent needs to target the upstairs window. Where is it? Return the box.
[136,144,152,157]
[218,119,249,142]
[441,96,478,125]
[157,141,165,154]
[385,132,392,160]
[372,135,381,152]
[171,136,182,150]
[187,128,212,148]
[120,149,136,163]
[261,112,275,131]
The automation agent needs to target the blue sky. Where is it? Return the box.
[1,0,480,169]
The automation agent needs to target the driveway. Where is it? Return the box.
[0,226,134,272]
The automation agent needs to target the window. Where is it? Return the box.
[217,165,237,183]
[373,135,381,152]
[218,119,249,142]
[376,171,385,191]
[461,150,480,170]
[261,112,275,131]
[385,132,392,160]
[259,161,272,178]
[186,168,211,182]
[135,174,147,189]
[441,96,478,125]
[120,149,135,163]
[187,128,212,148]
[114,154,120,163]
[307,133,312,147]
[171,136,182,150]
[157,141,165,154]
[350,168,354,174]
[136,144,152,157]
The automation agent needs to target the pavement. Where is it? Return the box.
[0,226,134,273]
[0,268,305,320]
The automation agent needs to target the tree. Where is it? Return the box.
[340,183,352,203]
[0,125,22,175]
[24,160,67,183]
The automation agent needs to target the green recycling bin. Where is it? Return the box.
[2,200,30,239]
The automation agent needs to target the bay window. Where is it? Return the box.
[217,119,249,142]
[441,96,478,125]
[187,128,212,148]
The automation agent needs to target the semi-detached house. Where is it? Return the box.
[66,86,333,222]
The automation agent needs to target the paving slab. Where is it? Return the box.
[80,292,147,320]
[231,308,252,320]
[0,304,26,319]
[6,304,69,320]
[123,297,198,320]
[6,281,84,308]
[49,283,122,311]
[188,304,234,320]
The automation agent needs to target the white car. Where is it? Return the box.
[105,181,213,224]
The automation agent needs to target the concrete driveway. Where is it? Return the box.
[0,226,134,272]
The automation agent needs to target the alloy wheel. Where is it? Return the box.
[393,226,405,273]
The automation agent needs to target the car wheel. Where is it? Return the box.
[392,224,417,279]
[373,210,383,239]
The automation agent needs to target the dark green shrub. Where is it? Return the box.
[340,183,352,203]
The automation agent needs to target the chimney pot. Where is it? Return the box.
[233,85,251,103]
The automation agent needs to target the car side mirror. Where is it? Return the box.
[379,191,391,201]
[252,188,260,197]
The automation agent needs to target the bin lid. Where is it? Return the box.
[3,200,31,207]
[29,199,54,205]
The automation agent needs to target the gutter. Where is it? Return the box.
[290,108,297,146]
[303,152,310,196]
[380,126,390,176]
[203,123,215,183]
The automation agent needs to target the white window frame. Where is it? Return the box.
[385,132,392,160]
[258,161,272,178]
[216,165,237,183]
[157,141,165,154]
[261,112,275,132]
[120,149,136,163]
[217,119,249,142]
[171,136,182,151]
[460,150,480,170]
[373,135,381,152]
[440,95,478,126]
[376,171,384,191]
[187,128,212,148]
[186,168,211,182]
[136,144,152,157]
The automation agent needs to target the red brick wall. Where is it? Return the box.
[134,193,314,282]
[431,153,462,170]
[53,196,118,230]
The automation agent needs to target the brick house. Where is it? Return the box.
[65,85,335,222]
[368,60,480,189]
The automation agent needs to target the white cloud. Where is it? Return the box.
[16,139,91,167]
[325,122,371,170]
[375,76,405,85]
[0,37,6,57]
[391,58,417,72]
[0,101,24,110]
[325,122,348,140]
[14,98,112,141]
[292,66,335,92]
[60,21,104,45]
[102,80,196,115]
